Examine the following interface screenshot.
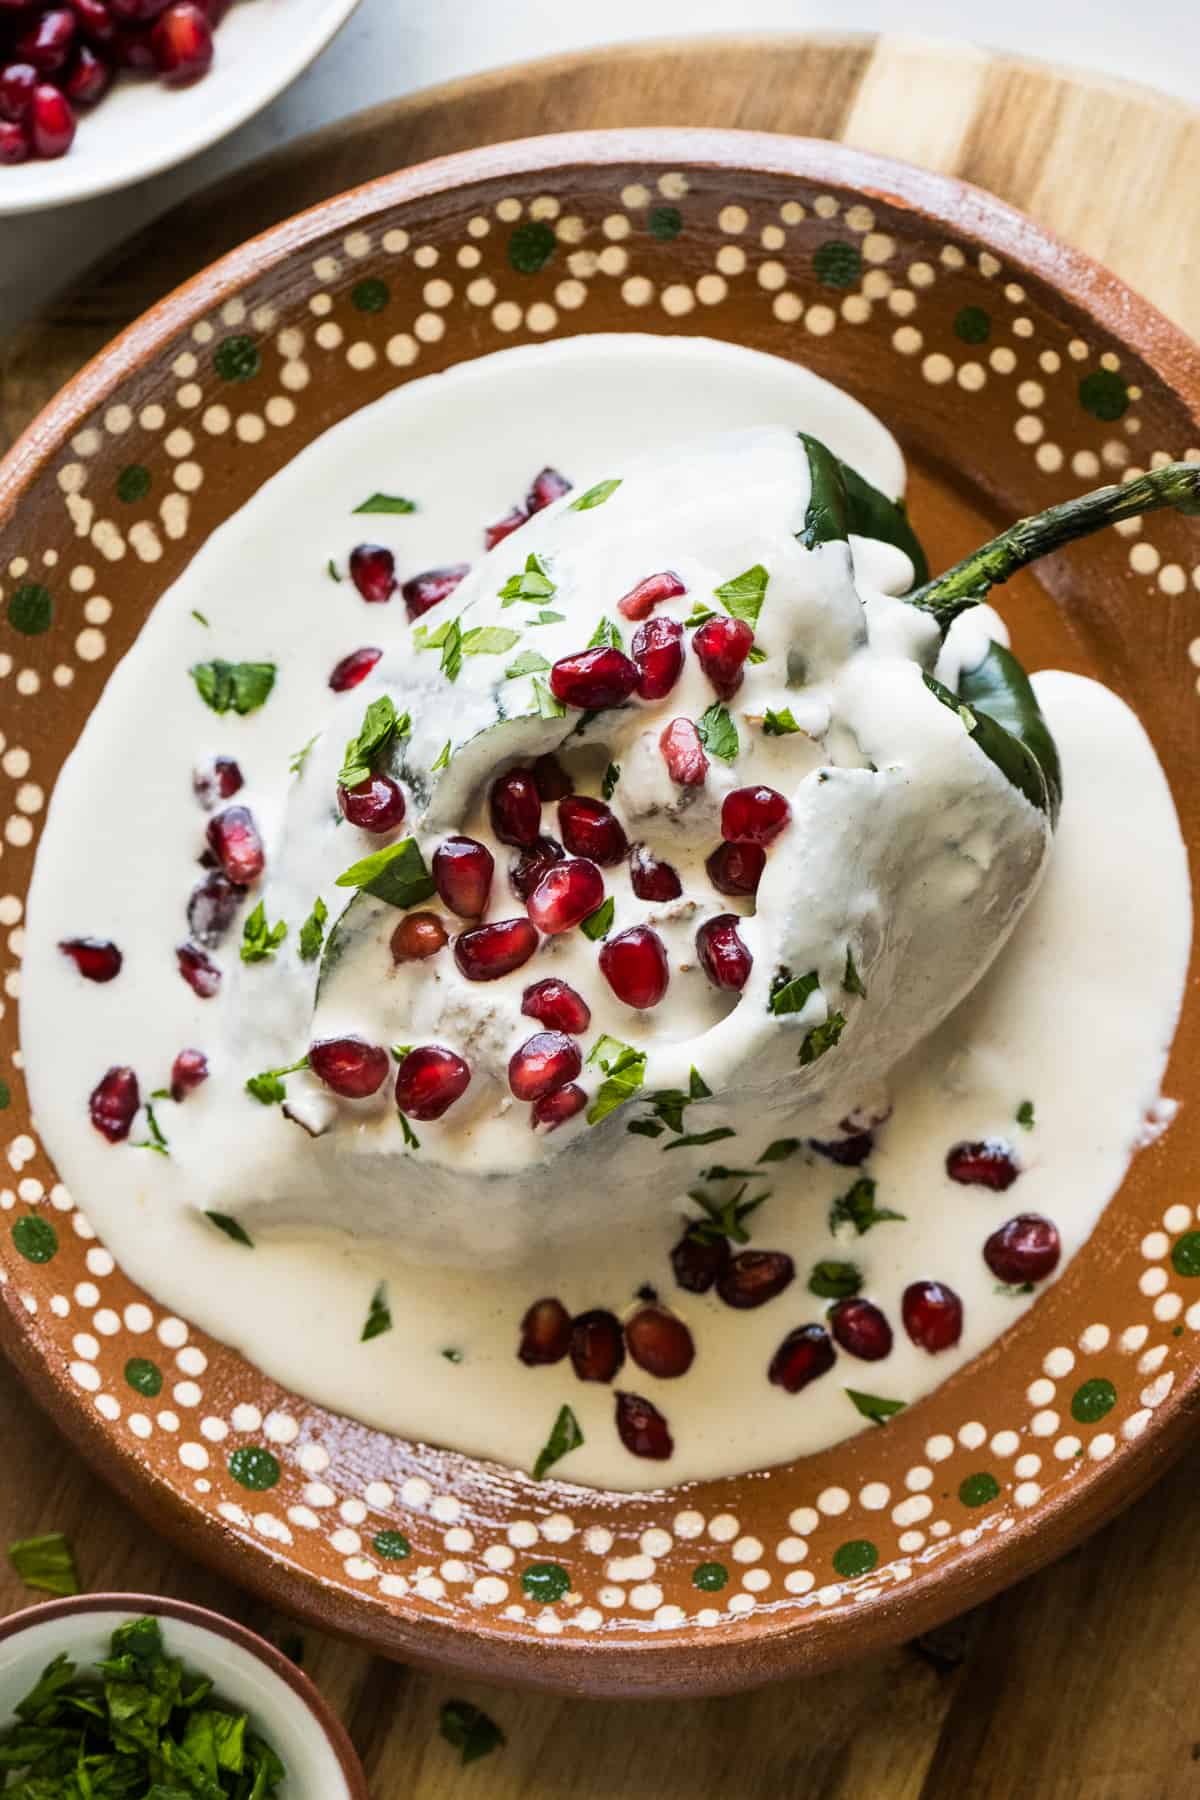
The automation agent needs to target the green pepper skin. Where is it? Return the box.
[922,665,1054,819]
[797,433,849,549]
[796,434,931,588]
[957,641,1062,824]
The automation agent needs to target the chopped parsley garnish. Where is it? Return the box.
[800,1011,846,1064]
[808,1259,862,1299]
[440,1698,505,1767]
[499,551,556,604]
[662,1126,737,1151]
[769,967,820,1016]
[587,616,624,650]
[361,1282,392,1342]
[530,609,566,626]
[759,1137,801,1163]
[7,1531,79,1596]
[714,562,768,626]
[0,1615,287,1794]
[762,706,801,736]
[829,1176,906,1236]
[533,675,566,718]
[695,701,739,762]
[1016,1099,1036,1130]
[414,616,464,681]
[644,1066,713,1134]
[431,739,451,771]
[326,558,342,582]
[532,1403,584,1480]
[686,1183,767,1245]
[338,694,409,788]
[239,900,287,964]
[505,649,551,678]
[585,1036,646,1125]
[995,1280,1035,1296]
[397,1112,421,1150]
[298,896,328,963]
[289,732,319,775]
[205,1211,254,1247]
[627,1118,664,1138]
[684,603,717,628]
[191,608,210,626]
[747,645,768,664]
[244,1055,308,1106]
[190,659,276,716]
[602,761,621,800]
[846,1388,907,1426]
[442,1347,463,1363]
[133,1099,169,1157]
[579,896,614,940]
[569,477,622,511]
[335,836,436,908]
[843,947,867,998]
[353,492,416,514]
[462,624,522,657]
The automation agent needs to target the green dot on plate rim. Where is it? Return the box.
[372,1529,411,1560]
[958,1471,1000,1508]
[691,1561,728,1592]
[227,1445,281,1491]
[1078,367,1129,421]
[520,1561,569,1603]
[954,304,991,345]
[351,278,390,313]
[214,334,261,383]
[123,1357,163,1398]
[648,205,682,241]
[1172,1230,1200,1277]
[508,220,557,275]
[6,584,53,636]
[831,1538,878,1579]
[116,463,151,504]
[813,240,862,290]
[11,1215,57,1264]
[1070,1377,1117,1424]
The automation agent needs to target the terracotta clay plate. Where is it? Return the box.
[1,130,1198,1698]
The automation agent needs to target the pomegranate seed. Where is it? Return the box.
[768,1325,836,1394]
[394,1045,471,1120]
[206,806,264,885]
[615,1391,673,1460]
[721,785,790,846]
[696,914,753,991]
[569,1309,625,1382]
[338,773,406,833]
[489,767,542,848]
[187,870,244,945]
[192,754,243,808]
[693,614,754,700]
[17,10,76,74]
[454,917,539,980]
[531,1083,587,1130]
[114,24,155,67]
[0,62,36,120]
[631,614,685,701]
[30,83,75,157]
[902,1280,963,1351]
[532,753,572,800]
[670,1229,731,1294]
[64,41,112,100]
[59,936,122,982]
[433,835,493,917]
[810,1130,874,1167]
[659,717,708,786]
[177,942,220,998]
[706,840,764,896]
[329,646,382,691]
[169,1048,209,1101]
[526,859,604,935]
[518,1296,570,1365]
[68,0,117,42]
[717,1249,794,1309]
[629,844,682,902]
[983,1214,1061,1284]
[110,0,171,18]
[625,1306,695,1379]
[946,1140,1019,1189]
[511,834,564,902]
[349,543,396,604]
[390,911,448,962]
[526,466,572,512]
[89,1066,139,1142]
[599,925,669,1009]
[617,570,686,622]
[308,1036,389,1099]
[150,1,212,81]
[521,977,591,1035]
[484,504,528,550]
[509,1031,582,1103]
[0,118,28,162]
[549,647,638,710]
[558,795,627,865]
[829,1297,893,1361]
[401,563,469,619]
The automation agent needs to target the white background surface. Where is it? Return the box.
[2,0,1198,334]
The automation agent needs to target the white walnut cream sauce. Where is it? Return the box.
[22,337,1190,1490]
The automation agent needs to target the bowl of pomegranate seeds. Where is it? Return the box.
[0,130,1198,1696]
[0,0,361,213]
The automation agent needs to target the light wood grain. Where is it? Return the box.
[4,33,1200,1798]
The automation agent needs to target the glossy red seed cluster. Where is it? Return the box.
[390,911,448,963]
[526,858,603,935]
[510,834,564,902]
[59,935,122,982]
[393,1045,471,1120]
[599,924,670,1009]
[483,465,572,549]
[348,543,396,604]
[400,563,468,620]
[696,913,753,991]
[88,1064,139,1142]
[946,1139,1020,1189]
[169,1047,208,1101]
[328,646,382,692]
[558,795,627,865]
[660,717,708,786]
[616,569,686,621]
[508,1031,582,1103]
[308,1036,390,1100]
[337,771,406,833]
[692,614,753,699]
[433,835,493,917]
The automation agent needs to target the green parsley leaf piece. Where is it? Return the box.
[239,899,288,964]
[462,625,522,657]
[439,618,464,682]
[398,1111,421,1150]
[829,1176,906,1236]
[533,675,566,718]
[531,608,566,625]
[695,701,739,762]
[663,1126,737,1151]
[602,761,621,800]
[586,1046,646,1125]
[289,732,319,775]
[759,1137,801,1162]
[627,1118,664,1138]
[1016,1099,1036,1130]
[499,551,556,603]
[808,1259,862,1299]
[995,1280,1036,1296]
[746,645,768,664]
[244,1055,308,1106]
[699,1165,754,1180]
[586,1034,631,1070]
[431,738,451,771]
[7,1531,80,1596]
[361,1282,392,1342]
[392,1044,413,1061]
[846,1388,907,1426]
[442,1347,463,1363]
[191,607,210,626]
[190,659,277,716]
[648,1089,688,1134]
[413,618,454,650]
[800,1011,846,1064]
[686,1183,767,1245]
[762,706,801,736]
[714,562,768,626]
[684,603,717,628]
[338,694,409,788]
[580,896,614,940]
[505,649,551,678]
[770,968,820,1016]
[532,1403,584,1480]
[843,946,867,998]
[298,896,328,963]
[353,492,416,514]
[569,477,622,511]
[327,558,342,581]
[335,836,436,908]
[134,1098,170,1157]
[440,1698,505,1766]
[205,1211,254,1247]
[587,616,624,650]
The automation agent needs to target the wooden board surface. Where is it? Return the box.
[4,33,1200,1797]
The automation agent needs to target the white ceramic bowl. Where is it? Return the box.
[0,1594,367,1797]
[0,0,361,217]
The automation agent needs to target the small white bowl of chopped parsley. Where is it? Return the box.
[0,1593,367,1797]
